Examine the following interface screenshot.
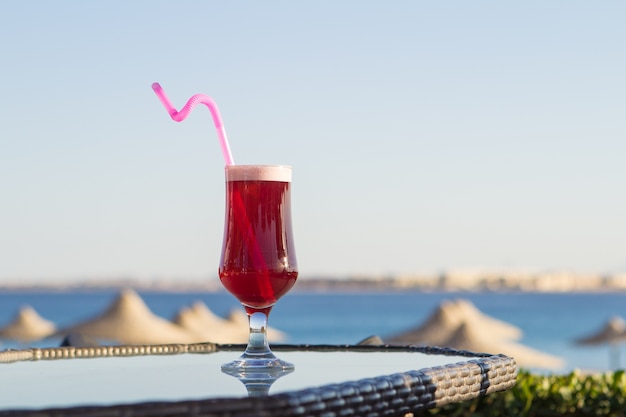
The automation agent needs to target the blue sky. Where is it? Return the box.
[1,2,625,282]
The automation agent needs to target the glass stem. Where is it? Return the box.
[221,309,294,371]
[246,312,271,355]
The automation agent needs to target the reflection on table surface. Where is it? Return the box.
[0,348,479,410]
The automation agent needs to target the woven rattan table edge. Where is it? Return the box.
[0,343,518,417]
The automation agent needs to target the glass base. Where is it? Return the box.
[222,358,294,397]
[221,312,294,372]
[221,350,294,372]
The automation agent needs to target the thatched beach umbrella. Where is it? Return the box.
[386,299,522,346]
[57,289,196,345]
[575,316,626,345]
[0,306,56,343]
[172,301,248,343]
[445,321,564,370]
[453,299,523,341]
[385,299,463,346]
[385,298,562,370]
[574,316,626,369]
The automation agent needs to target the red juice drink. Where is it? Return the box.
[219,166,298,313]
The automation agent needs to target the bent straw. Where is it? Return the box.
[151,82,234,166]
[231,189,274,303]
[151,83,273,302]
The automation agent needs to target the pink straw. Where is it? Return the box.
[151,82,234,166]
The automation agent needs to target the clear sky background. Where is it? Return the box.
[1,2,625,283]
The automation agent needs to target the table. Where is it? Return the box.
[0,343,517,417]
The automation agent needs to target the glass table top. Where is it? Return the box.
[1,350,476,409]
[0,344,518,416]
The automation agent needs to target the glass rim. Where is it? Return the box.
[224,165,292,182]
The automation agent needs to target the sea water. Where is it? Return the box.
[1,290,625,373]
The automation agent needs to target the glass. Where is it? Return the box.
[219,165,298,371]
[222,366,293,397]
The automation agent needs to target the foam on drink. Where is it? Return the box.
[225,165,291,182]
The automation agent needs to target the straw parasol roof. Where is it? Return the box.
[57,289,196,345]
[385,299,466,346]
[172,301,248,343]
[385,298,563,370]
[386,299,522,346]
[445,321,564,370]
[574,316,626,346]
[574,316,626,370]
[357,335,385,346]
[453,299,523,341]
[0,306,57,343]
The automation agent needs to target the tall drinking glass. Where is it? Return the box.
[219,165,298,371]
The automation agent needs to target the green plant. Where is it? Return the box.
[416,369,626,417]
